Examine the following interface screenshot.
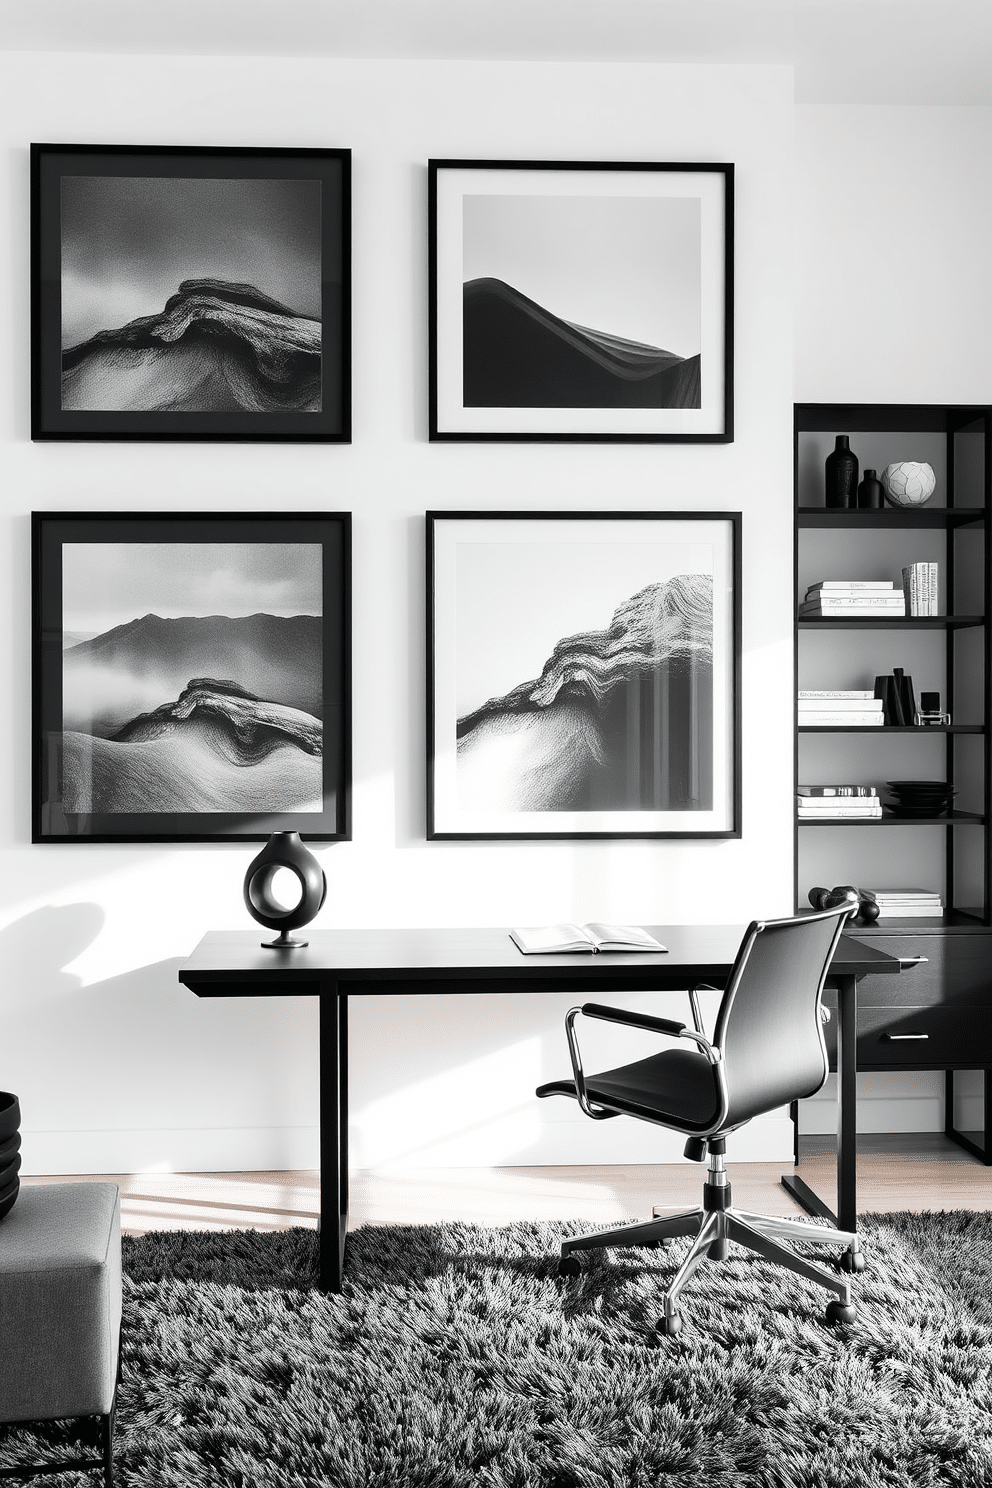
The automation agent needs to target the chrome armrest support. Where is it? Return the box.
[565,1004,723,1118]
[564,1007,615,1119]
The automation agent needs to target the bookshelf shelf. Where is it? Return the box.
[798,508,984,530]
[798,724,984,734]
[798,810,985,827]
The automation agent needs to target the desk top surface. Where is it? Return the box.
[178,925,901,990]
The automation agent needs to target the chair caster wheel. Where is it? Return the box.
[558,1255,582,1278]
[656,1313,682,1337]
[825,1300,857,1325]
[839,1248,865,1274]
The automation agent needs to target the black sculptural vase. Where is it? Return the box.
[243,831,327,949]
[0,1092,22,1222]
[825,435,859,509]
[857,467,884,509]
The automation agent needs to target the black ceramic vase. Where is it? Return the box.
[243,832,327,949]
[0,1092,22,1222]
[825,435,859,508]
[857,468,884,509]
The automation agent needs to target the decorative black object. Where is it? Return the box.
[857,468,884,509]
[916,691,950,726]
[808,886,879,924]
[33,511,351,844]
[893,668,917,725]
[31,144,351,443]
[427,511,741,839]
[885,781,956,818]
[244,832,327,949]
[429,160,734,443]
[0,1092,22,1222]
[825,436,859,508]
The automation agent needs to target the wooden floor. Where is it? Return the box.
[20,1134,992,1236]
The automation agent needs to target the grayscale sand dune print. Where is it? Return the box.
[457,575,713,812]
[61,543,322,814]
[60,176,322,413]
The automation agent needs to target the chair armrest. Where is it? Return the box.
[581,1003,686,1036]
[579,1003,722,1065]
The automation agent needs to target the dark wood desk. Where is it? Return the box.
[178,926,901,1290]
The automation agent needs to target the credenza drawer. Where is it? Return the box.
[827,933,992,1009]
[824,1003,992,1069]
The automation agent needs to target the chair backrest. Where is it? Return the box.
[711,907,851,1129]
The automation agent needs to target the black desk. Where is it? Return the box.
[178,925,901,1290]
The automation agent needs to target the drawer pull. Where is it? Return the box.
[898,957,929,969]
[882,1032,929,1041]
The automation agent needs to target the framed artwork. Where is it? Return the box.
[31,144,350,442]
[427,511,741,839]
[33,512,351,843]
[428,160,733,443]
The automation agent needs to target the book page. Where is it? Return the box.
[509,925,591,954]
[584,923,666,951]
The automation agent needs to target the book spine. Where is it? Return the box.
[797,700,884,710]
[798,787,878,796]
[801,598,906,609]
[808,581,894,591]
[798,690,876,699]
[798,713,886,725]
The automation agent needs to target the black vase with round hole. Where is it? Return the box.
[825,435,859,509]
[243,832,327,950]
[0,1092,22,1222]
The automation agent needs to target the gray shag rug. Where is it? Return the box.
[2,1212,992,1486]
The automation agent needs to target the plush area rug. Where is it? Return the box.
[2,1212,992,1486]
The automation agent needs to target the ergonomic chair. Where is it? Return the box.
[537,906,864,1335]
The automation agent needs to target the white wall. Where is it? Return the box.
[0,54,798,1173]
[795,104,992,1136]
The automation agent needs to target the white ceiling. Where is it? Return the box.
[2,0,991,104]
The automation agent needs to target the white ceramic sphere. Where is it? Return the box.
[881,462,936,508]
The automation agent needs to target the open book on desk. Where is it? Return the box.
[510,923,667,955]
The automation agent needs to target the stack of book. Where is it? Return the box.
[800,580,905,618]
[901,562,939,616]
[797,786,882,820]
[798,690,884,727]
[863,888,943,919]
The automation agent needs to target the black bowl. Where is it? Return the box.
[0,1092,19,1144]
[0,1093,21,1221]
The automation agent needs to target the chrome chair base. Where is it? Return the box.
[559,1204,861,1333]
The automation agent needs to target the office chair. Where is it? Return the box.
[537,906,864,1335]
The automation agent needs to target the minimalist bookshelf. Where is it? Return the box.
[794,404,992,932]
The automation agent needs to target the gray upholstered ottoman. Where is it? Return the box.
[0,1183,121,1484]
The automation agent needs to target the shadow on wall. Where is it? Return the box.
[0,905,318,1148]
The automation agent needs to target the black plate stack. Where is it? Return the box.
[885,780,956,818]
[0,1092,21,1221]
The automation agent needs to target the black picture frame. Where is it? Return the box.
[33,511,351,843]
[427,511,741,839]
[31,144,351,442]
[428,160,734,443]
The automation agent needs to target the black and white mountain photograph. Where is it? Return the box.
[60,542,323,816]
[429,515,739,838]
[429,162,732,441]
[462,192,702,410]
[60,175,322,414]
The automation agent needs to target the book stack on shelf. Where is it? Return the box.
[901,562,939,616]
[800,580,905,618]
[798,690,884,727]
[797,785,882,820]
[864,888,943,920]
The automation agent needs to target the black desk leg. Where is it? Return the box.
[781,974,858,1232]
[318,985,349,1292]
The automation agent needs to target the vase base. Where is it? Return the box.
[261,934,309,950]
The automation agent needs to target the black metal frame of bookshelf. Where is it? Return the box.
[794,403,992,1163]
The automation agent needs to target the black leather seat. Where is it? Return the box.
[537,906,866,1335]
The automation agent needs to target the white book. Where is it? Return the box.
[798,802,883,814]
[798,690,876,700]
[874,898,945,910]
[868,889,941,901]
[807,581,894,591]
[510,923,667,955]
[799,713,885,726]
[801,596,905,608]
[798,697,883,711]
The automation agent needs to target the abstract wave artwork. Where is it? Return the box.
[463,278,701,410]
[456,574,713,813]
[62,613,323,814]
[61,279,321,414]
